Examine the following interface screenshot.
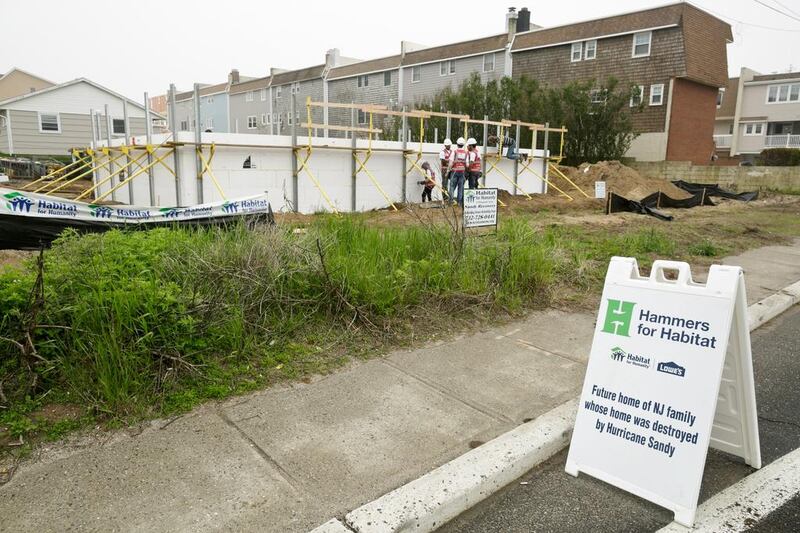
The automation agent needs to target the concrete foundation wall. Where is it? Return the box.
[626,132,668,161]
[630,161,800,193]
[96,132,547,212]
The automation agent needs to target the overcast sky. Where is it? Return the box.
[2,0,799,101]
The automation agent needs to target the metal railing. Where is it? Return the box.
[713,134,732,148]
[764,134,800,148]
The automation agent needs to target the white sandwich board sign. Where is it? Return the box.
[566,257,761,527]
[594,181,606,199]
[463,188,498,229]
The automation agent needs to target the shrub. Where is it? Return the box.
[757,148,800,166]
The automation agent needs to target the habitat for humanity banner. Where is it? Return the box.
[1,187,271,224]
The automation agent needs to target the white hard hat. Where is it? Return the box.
[467,137,477,145]
[443,138,452,145]
[456,137,465,145]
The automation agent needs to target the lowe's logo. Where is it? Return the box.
[4,192,33,213]
[601,299,637,337]
[657,361,686,378]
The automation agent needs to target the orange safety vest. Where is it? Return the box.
[451,148,468,172]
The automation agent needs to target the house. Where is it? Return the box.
[0,78,159,156]
[714,68,800,161]
[511,2,732,164]
[173,78,233,133]
[229,74,272,134]
[0,68,55,101]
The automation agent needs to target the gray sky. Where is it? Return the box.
[2,0,799,101]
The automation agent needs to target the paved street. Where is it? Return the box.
[438,303,800,533]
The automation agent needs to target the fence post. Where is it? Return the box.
[351,106,357,212]
[401,106,408,203]
[193,83,203,204]
[104,104,117,202]
[144,92,155,206]
[513,123,521,195]
[122,99,134,204]
[482,115,489,187]
[291,94,299,212]
[168,84,182,206]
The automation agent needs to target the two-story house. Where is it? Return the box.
[173,80,231,133]
[0,68,55,102]
[511,2,732,164]
[714,68,800,161]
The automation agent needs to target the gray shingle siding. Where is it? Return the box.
[272,78,324,136]
[229,90,270,134]
[402,51,506,107]
[327,71,400,137]
[7,110,146,156]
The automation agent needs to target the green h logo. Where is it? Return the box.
[602,299,636,337]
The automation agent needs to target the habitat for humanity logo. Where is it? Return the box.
[221,201,239,213]
[601,299,636,337]
[88,205,114,219]
[657,361,686,378]
[159,207,181,219]
[610,346,651,369]
[4,191,33,213]
[611,346,626,362]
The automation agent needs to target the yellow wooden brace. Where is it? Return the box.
[75,150,150,201]
[94,149,175,202]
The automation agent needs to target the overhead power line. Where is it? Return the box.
[753,0,800,24]
[695,2,800,32]
[771,0,800,19]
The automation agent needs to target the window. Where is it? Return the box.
[296,111,300,124]
[584,40,597,60]
[440,60,456,76]
[261,113,267,125]
[357,110,367,125]
[207,96,214,104]
[650,84,664,106]
[630,85,644,107]
[180,120,188,131]
[589,89,607,104]
[112,118,126,135]
[260,88,267,101]
[384,71,392,86]
[744,123,764,135]
[291,82,301,94]
[717,89,725,107]
[287,113,293,126]
[571,42,582,62]
[412,66,420,83]
[357,75,369,88]
[632,31,652,58]
[206,117,214,129]
[266,113,271,125]
[767,83,800,103]
[39,112,60,133]
[246,91,254,102]
[483,53,495,72]
[247,115,257,129]
[275,86,282,98]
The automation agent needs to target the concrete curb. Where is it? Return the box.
[310,281,800,533]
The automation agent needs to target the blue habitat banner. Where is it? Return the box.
[0,187,272,249]
[2,187,270,224]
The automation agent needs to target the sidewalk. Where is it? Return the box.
[2,239,799,533]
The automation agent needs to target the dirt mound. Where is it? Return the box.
[555,161,692,200]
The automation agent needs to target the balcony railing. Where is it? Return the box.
[765,134,800,148]
[713,134,732,148]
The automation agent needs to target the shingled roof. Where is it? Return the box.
[271,64,325,85]
[402,34,509,66]
[328,54,402,80]
[229,76,271,95]
[751,72,800,83]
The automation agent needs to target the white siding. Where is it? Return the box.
[2,80,147,117]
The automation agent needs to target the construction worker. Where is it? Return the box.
[418,161,436,203]
[466,138,481,189]
[488,134,520,160]
[447,137,469,206]
[439,138,452,197]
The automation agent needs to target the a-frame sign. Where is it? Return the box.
[566,257,761,526]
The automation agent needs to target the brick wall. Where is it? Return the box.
[630,161,800,193]
[665,78,718,164]
[511,27,686,133]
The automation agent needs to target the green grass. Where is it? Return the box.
[2,204,800,445]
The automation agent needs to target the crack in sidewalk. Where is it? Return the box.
[215,410,302,493]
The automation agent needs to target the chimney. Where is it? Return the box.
[506,7,518,40]
[228,69,240,84]
[516,7,530,33]
[325,48,341,68]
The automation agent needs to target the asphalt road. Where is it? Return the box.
[438,304,800,533]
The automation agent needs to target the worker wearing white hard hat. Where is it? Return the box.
[447,138,469,206]
[466,138,482,189]
[439,138,453,200]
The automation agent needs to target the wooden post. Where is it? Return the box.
[290,94,299,212]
